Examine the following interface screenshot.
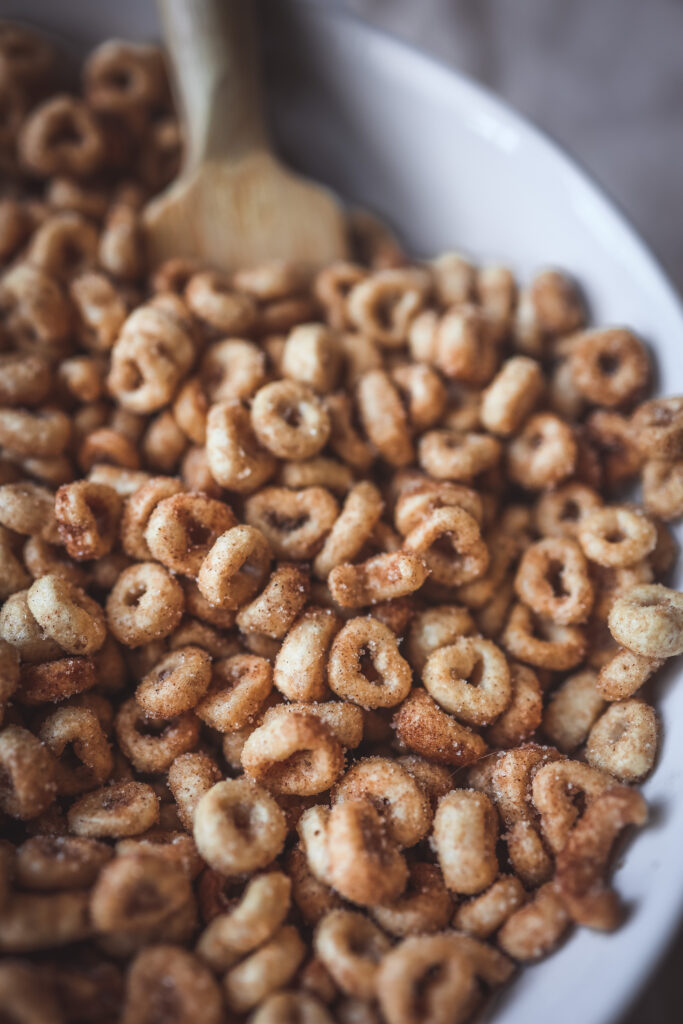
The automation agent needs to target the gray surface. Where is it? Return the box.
[330,2,680,1021]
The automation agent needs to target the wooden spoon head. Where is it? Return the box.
[143,150,348,271]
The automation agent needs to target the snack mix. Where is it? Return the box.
[2,23,683,1024]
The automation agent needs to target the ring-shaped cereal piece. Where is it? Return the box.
[453,875,527,939]
[136,645,212,719]
[332,756,431,847]
[328,551,428,609]
[607,583,683,658]
[121,476,185,560]
[578,506,657,568]
[245,487,339,561]
[223,924,305,1014]
[19,95,105,178]
[485,661,543,749]
[67,781,160,837]
[167,751,222,832]
[115,698,199,774]
[534,482,603,539]
[404,506,489,587]
[273,607,341,701]
[54,480,121,561]
[569,328,650,408]
[0,589,63,664]
[193,778,287,876]
[107,306,194,414]
[370,862,452,938]
[325,391,374,471]
[390,362,447,431]
[631,395,683,460]
[241,712,345,796]
[642,458,683,521]
[17,654,95,705]
[542,669,605,752]
[16,834,112,890]
[502,602,586,671]
[26,574,106,655]
[328,616,412,709]
[585,699,658,782]
[39,705,113,796]
[200,337,266,402]
[91,852,191,934]
[392,689,488,767]
[0,724,57,820]
[531,759,613,854]
[197,870,291,970]
[347,268,427,347]
[507,413,578,490]
[326,798,407,906]
[206,400,276,494]
[185,270,257,333]
[121,945,223,1024]
[514,537,594,624]
[433,790,499,895]
[236,565,310,638]
[84,39,166,115]
[261,701,363,751]
[376,933,476,1024]
[282,322,342,394]
[423,637,511,726]
[417,430,501,483]
[405,604,476,675]
[480,355,545,436]
[313,482,384,580]
[251,380,331,460]
[144,492,237,577]
[106,562,184,647]
[394,481,484,536]
[198,525,272,608]
[314,908,391,1000]
[596,646,663,701]
[356,369,414,467]
[497,883,570,962]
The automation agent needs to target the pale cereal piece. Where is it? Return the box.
[585,699,658,782]
[608,583,683,658]
[453,876,527,939]
[432,790,499,895]
[498,883,570,961]
[542,669,605,752]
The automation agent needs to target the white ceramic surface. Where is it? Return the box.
[4,2,683,1021]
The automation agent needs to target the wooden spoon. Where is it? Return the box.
[144,0,348,271]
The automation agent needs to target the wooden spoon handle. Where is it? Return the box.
[157,0,268,172]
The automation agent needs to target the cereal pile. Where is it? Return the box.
[1,24,683,1024]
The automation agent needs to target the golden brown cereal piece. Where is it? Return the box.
[194,654,272,733]
[197,871,291,970]
[514,537,594,625]
[168,751,223,832]
[631,395,683,459]
[0,407,71,459]
[107,562,184,647]
[0,962,63,1024]
[480,356,545,436]
[223,924,306,1014]
[250,991,334,1024]
[356,369,414,467]
[0,724,56,820]
[242,712,345,796]
[0,352,51,407]
[0,481,58,539]
[394,480,484,535]
[369,862,452,939]
[198,525,272,608]
[375,933,476,1024]
[252,380,331,460]
[67,781,160,837]
[555,786,647,930]
[453,875,527,939]
[531,760,613,854]
[585,699,658,781]
[282,323,342,393]
[423,636,511,726]
[273,607,340,701]
[236,565,310,638]
[193,778,287,875]
[19,95,104,177]
[348,268,426,347]
[136,645,212,719]
[206,399,275,492]
[115,698,199,774]
[17,655,95,706]
[390,362,447,432]
[585,410,643,488]
[115,830,202,879]
[0,589,63,663]
[569,328,650,408]
[0,890,92,953]
[418,429,501,483]
[403,506,489,587]
[315,909,390,1000]
[542,669,605,752]
[84,38,166,114]
[185,270,257,333]
[246,486,338,561]
[485,661,543,749]
[578,506,657,569]
[55,480,121,561]
[121,944,223,1024]
[498,883,570,961]
[405,604,476,674]
[26,574,106,655]
[508,413,578,490]
[433,790,499,895]
[641,459,683,520]
[279,455,354,495]
[262,701,363,750]
[327,798,407,906]
[313,481,383,579]
[328,550,428,609]
[90,851,191,933]
[392,689,488,767]
[502,602,586,671]
[0,263,72,355]
[328,616,411,709]
[596,646,663,700]
[325,391,374,471]
[433,304,498,385]
[144,491,236,577]
[40,705,113,796]
[107,306,194,414]
[607,583,683,658]
[333,756,431,847]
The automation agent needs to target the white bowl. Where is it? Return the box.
[7,2,683,1022]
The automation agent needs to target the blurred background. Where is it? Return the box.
[329,0,682,1020]
[335,0,683,297]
